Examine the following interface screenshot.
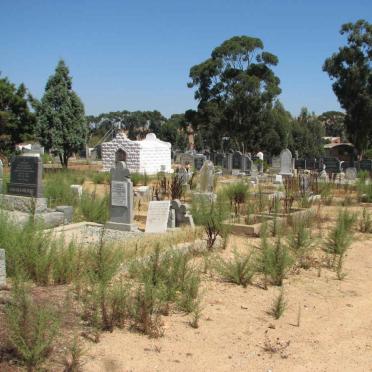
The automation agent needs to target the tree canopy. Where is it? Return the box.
[0,75,36,157]
[33,60,87,167]
[323,19,372,156]
[187,35,284,153]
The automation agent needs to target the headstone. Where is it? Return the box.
[199,161,214,193]
[223,153,233,172]
[299,174,310,193]
[345,167,357,181]
[0,249,5,286]
[274,174,283,184]
[145,200,171,233]
[279,149,293,176]
[106,161,137,231]
[167,208,176,229]
[241,154,252,173]
[70,184,83,198]
[7,155,43,197]
[0,159,3,194]
[271,156,281,172]
[194,154,206,171]
[178,167,190,185]
[319,164,329,181]
[232,151,243,170]
[170,199,194,227]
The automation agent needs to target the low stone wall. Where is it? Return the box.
[0,195,47,213]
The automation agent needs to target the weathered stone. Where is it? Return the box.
[145,200,171,233]
[8,155,43,197]
[56,205,74,224]
[279,149,293,176]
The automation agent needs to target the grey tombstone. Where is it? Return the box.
[106,161,137,231]
[241,154,252,173]
[345,167,357,181]
[178,167,190,185]
[194,154,206,171]
[0,249,5,286]
[8,155,43,197]
[170,199,195,228]
[0,159,3,193]
[199,160,214,193]
[232,151,243,171]
[271,156,281,172]
[145,200,171,233]
[279,149,293,176]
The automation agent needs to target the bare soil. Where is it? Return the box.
[82,209,372,372]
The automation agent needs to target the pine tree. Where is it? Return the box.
[35,60,87,167]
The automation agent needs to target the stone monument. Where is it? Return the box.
[345,167,357,181]
[106,161,137,231]
[8,155,43,197]
[145,200,171,233]
[199,160,214,193]
[279,149,293,176]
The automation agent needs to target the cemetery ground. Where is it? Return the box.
[0,164,372,371]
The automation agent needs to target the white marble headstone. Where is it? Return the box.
[145,200,171,233]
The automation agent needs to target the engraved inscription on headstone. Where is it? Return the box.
[145,200,171,233]
[0,249,6,286]
[8,156,42,197]
[111,181,128,207]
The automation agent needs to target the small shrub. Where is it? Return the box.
[91,172,110,184]
[224,182,249,216]
[191,194,230,250]
[323,209,356,279]
[359,208,372,233]
[288,217,314,269]
[270,288,287,319]
[61,335,86,372]
[215,249,255,287]
[79,191,109,223]
[5,278,60,371]
[256,230,293,287]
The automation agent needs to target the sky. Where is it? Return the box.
[0,0,371,118]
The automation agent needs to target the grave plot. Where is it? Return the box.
[1,156,372,372]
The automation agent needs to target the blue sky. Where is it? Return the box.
[0,0,370,117]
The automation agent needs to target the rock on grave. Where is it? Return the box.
[145,200,171,233]
[0,249,6,286]
[106,161,137,231]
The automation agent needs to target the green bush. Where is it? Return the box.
[288,217,314,269]
[324,209,356,279]
[270,288,287,319]
[5,278,60,371]
[78,191,109,223]
[215,249,255,287]
[191,193,230,249]
[0,211,84,286]
[256,228,293,287]
[91,172,110,184]
[224,182,250,216]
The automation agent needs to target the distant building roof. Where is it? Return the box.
[324,142,354,149]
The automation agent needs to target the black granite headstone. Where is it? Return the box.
[8,156,43,197]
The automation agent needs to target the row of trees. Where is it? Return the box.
[0,19,370,166]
